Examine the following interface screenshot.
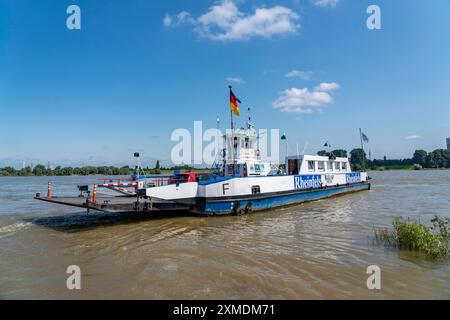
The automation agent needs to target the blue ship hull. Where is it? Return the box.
[200,182,370,216]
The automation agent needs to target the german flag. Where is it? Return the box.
[229,88,241,116]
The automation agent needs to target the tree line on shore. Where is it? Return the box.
[1,148,449,176]
[0,165,134,177]
[0,160,202,177]
[318,148,450,170]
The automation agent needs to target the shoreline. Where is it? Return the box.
[368,167,450,171]
[0,168,449,178]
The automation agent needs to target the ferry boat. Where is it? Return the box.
[143,125,370,216]
[35,87,370,215]
[35,121,370,216]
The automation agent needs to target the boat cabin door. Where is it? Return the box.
[288,159,299,175]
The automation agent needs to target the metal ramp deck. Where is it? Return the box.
[35,195,192,213]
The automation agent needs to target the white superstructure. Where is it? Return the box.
[144,120,369,216]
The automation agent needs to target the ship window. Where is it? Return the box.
[245,137,249,148]
[335,162,341,170]
[196,174,213,182]
[318,161,325,171]
[253,164,264,173]
[342,162,347,170]
[327,161,333,171]
[251,185,261,194]
[308,161,315,171]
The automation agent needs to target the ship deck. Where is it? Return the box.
[35,195,192,213]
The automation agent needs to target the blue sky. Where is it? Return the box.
[1,0,450,168]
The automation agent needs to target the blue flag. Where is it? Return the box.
[361,133,369,143]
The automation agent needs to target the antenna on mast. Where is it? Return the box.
[215,115,220,169]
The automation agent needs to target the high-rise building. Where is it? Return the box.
[447,138,450,151]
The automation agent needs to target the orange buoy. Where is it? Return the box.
[92,184,97,204]
[47,181,51,199]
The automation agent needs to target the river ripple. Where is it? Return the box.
[0,171,449,299]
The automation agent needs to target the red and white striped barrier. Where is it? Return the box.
[96,177,170,196]
[98,181,137,188]
[105,186,136,195]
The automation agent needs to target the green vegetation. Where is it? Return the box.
[370,165,416,171]
[0,162,212,177]
[374,215,450,259]
[0,165,134,177]
[369,149,450,170]
[412,149,427,166]
[349,148,366,171]
[155,160,161,173]
[317,148,450,171]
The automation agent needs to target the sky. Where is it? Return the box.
[1,0,450,168]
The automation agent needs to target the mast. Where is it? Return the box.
[229,86,236,176]
[359,128,364,151]
[215,115,220,169]
[359,128,366,171]
[134,152,141,176]
[247,106,251,131]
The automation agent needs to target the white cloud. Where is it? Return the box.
[164,1,300,41]
[405,135,422,140]
[272,83,340,114]
[286,70,313,80]
[311,0,340,7]
[226,77,245,84]
[163,11,195,27]
[315,82,340,91]
[163,14,172,27]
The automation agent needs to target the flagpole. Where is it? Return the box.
[359,128,364,151]
[229,86,235,176]
[359,128,366,171]
[229,86,234,132]
[216,115,220,169]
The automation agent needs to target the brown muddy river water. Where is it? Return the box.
[0,171,449,299]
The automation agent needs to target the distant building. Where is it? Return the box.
[447,138,450,151]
